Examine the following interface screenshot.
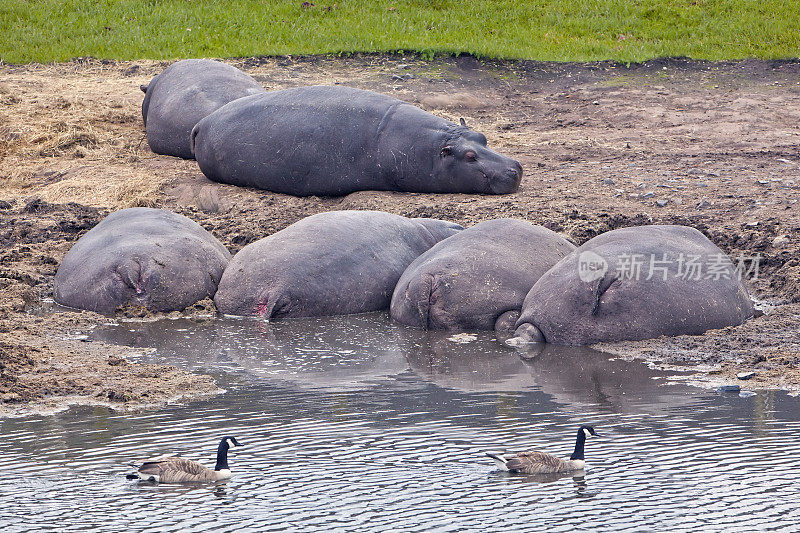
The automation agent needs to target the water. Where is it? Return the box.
[1,313,798,532]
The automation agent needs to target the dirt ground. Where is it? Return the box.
[1,55,799,413]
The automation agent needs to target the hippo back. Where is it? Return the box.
[512,225,754,345]
[142,59,265,159]
[54,208,231,314]
[391,219,576,331]
[191,85,522,196]
[214,210,463,318]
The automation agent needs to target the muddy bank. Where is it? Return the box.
[0,202,220,416]
[0,55,799,410]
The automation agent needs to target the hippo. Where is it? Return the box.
[214,210,463,318]
[507,225,754,346]
[390,219,576,332]
[190,85,523,196]
[54,208,231,314]
[141,59,265,159]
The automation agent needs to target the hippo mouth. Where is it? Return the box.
[486,165,523,194]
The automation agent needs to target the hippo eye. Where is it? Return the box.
[465,151,477,162]
[441,146,453,157]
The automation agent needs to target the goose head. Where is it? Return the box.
[222,436,242,447]
[579,425,599,438]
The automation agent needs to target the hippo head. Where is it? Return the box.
[435,123,523,194]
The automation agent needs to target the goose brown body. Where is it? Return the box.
[128,436,241,483]
[490,451,585,474]
[487,425,597,474]
[136,456,231,483]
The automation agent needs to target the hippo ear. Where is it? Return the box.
[140,84,149,93]
[459,117,467,127]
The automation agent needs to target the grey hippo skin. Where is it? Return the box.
[54,208,231,314]
[508,225,754,346]
[190,85,523,196]
[390,219,576,332]
[214,210,463,318]
[141,59,265,159]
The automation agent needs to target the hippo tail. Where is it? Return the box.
[189,123,201,157]
[393,272,447,330]
[251,289,292,320]
[141,76,157,125]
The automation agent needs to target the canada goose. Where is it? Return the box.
[486,425,599,474]
[126,436,242,483]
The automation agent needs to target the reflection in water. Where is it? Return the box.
[0,314,797,531]
[95,314,693,415]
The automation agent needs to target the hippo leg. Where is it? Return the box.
[505,323,546,346]
[494,310,520,333]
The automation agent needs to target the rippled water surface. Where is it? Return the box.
[2,313,799,532]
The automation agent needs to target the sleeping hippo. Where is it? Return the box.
[391,219,576,332]
[54,208,231,314]
[507,225,754,346]
[190,85,523,196]
[141,59,265,159]
[214,210,463,318]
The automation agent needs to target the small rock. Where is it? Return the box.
[603,178,615,185]
[397,63,410,69]
[739,391,757,398]
[448,333,477,344]
[717,384,740,393]
[592,101,599,105]
[107,355,128,366]
[772,235,789,247]
[697,198,711,208]
[23,197,48,213]
[672,197,683,205]
[655,199,669,207]
[122,64,140,76]
[391,74,405,81]
[736,371,755,380]
[0,200,12,209]
[757,180,770,185]
[642,191,655,198]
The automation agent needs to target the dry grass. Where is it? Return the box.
[0,60,168,208]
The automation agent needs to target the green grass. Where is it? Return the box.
[1,0,799,64]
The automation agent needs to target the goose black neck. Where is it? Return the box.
[570,429,586,461]
[214,438,230,471]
